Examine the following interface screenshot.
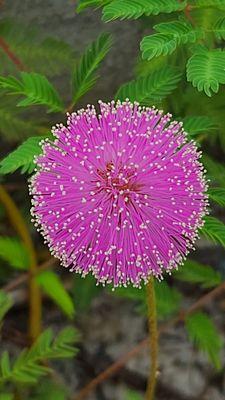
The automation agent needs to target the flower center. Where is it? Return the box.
[96,161,143,200]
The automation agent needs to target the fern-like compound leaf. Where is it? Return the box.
[72,32,112,105]
[192,0,225,10]
[186,46,225,96]
[102,0,187,22]
[115,67,181,104]
[203,155,225,187]
[186,312,223,369]
[182,115,217,137]
[208,187,225,206]
[141,20,204,61]
[0,135,50,175]
[200,216,225,247]
[213,17,225,39]
[0,327,78,384]
[141,34,178,60]
[174,259,222,288]
[0,73,64,112]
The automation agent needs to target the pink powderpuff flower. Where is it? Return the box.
[30,100,208,288]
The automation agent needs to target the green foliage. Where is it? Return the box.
[208,187,225,206]
[186,312,223,369]
[102,0,187,22]
[72,32,112,105]
[174,259,222,288]
[213,17,225,39]
[0,72,64,113]
[203,156,225,187]
[0,237,29,270]
[0,327,78,384]
[0,291,13,322]
[201,216,225,247]
[0,394,13,400]
[73,275,101,312]
[0,19,76,76]
[186,46,225,96]
[182,115,217,137]
[141,20,202,61]
[36,271,75,319]
[0,135,50,175]
[115,67,181,104]
[32,378,68,400]
[192,0,225,10]
[77,0,111,12]
[125,390,143,400]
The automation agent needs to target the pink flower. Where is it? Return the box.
[30,100,208,287]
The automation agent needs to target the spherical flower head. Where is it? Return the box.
[30,100,208,288]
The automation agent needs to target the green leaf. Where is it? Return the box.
[141,20,203,61]
[186,46,225,96]
[174,259,222,288]
[0,72,64,112]
[0,290,13,322]
[201,216,225,247]
[72,32,112,105]
[186,312,223,369]
[125,390,143,400]
[141,34,178,61]
[192,0,225,11]
[102,0,187,22]
[213,17,225,39]
[73,274,101,312]
[0,394,13,400]
[115,67,181,104]
[36,271,75,319]
[0,135,50,175]
[208,187,225,206]
[32,379,68,400]
[0,327,78,384]
[203,155,225,187]
[77,0,111,12]
[0,352,11,378]
[182,116,217,137]
[0,237,29,270]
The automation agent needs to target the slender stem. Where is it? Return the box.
[0,185,41,342]
[0,37,25,70]
[145,277,158,400]
[3,257,56,292]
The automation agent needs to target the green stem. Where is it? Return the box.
[145,277,158,400]
[0,185,42,342]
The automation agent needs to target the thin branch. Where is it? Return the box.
[73,281,225,400]
[3,257,57,293]
[0,185,41,342]
[145,278,158,400]
[0,37,25,71]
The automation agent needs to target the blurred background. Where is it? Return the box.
[0,1,225,400]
